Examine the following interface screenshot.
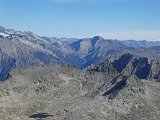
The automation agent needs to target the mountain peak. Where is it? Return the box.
[112,53,134,73]
[91,36,103,46]
[0,26,6,32]
[92,36,101,39]
[0,25,5,29]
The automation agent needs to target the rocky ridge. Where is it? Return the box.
[0,53,160,120]
[1,26,160,81]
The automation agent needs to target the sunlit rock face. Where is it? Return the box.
[1,26,160,81]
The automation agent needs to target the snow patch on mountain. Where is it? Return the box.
[0,33,9,37]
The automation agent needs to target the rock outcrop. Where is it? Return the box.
[112,53,160,81]
[1,53,160,120]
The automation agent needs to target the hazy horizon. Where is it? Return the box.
[1,0,160,40]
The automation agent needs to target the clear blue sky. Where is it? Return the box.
[0,0,160,40]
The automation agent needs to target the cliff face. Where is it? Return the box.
[112,53,160,81]
[149,59,160,80]
[0,54,160,120]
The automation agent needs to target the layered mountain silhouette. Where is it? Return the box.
[1,26,160,81]
[0,26,160,119]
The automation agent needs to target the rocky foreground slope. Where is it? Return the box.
[0,54,160,120]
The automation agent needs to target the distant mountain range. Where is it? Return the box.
[0,26,160,120]
[1,25,160,80]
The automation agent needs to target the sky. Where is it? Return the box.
[0,0,160,40]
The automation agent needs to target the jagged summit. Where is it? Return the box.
[112,53,134,73]
[0,58,160,120]
[90,53,160,81]
[91,36,102,46]
[111,53,160,80]
[0,26,40,40]
[1,25,160,82]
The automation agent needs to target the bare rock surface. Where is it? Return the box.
[0,61,160,120]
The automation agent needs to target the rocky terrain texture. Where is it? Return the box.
[1,26,160,80]
[0,53,160,120]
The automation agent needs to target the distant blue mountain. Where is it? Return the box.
[1,25,160,80]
